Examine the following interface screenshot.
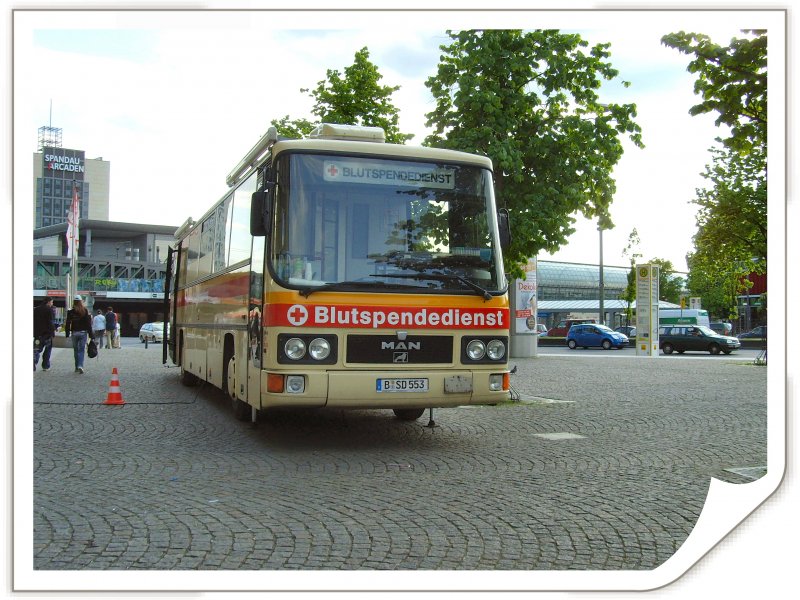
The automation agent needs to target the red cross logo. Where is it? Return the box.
[287,304,309,326]
[327,164,339,177]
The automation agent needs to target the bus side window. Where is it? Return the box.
[229,173,257,265]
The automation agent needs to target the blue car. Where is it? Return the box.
[567,324,629,350]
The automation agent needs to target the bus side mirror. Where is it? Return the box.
[250,189,272,236]
[498,208,511,250]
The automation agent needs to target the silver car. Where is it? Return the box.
[139,322,166,343]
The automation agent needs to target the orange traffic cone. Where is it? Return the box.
[104,367,125,405]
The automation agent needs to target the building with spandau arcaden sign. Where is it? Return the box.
[33,124,110,228]
[32,123,177,337]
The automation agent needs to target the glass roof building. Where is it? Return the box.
[537,260,630,302]
[535,260,685,328]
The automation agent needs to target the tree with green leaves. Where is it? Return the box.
[691,144,767,265]
[662,30,767,319]
[661,30,766,153]
[271,115,316,140]
[647,258,685,305]
[272,47,413,144]
[686,147,766,319]
[424,29,643,277]
[685,253,742,320]
[620,228,642,326]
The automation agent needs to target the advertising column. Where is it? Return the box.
[635,263,660,357]
[510,257,538,358]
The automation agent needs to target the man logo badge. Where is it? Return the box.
[393,352,409,363]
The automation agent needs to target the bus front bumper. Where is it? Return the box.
[261,369,510,409]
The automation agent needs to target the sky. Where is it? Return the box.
[12,7,783,275]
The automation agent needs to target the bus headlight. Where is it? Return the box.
[284,337,306,360]
[309,338,331,361]
[487,339,506,360]
[461,336,509,364]
[466,339,486,360]
[277,334,337,365]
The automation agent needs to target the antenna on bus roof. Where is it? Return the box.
[226,126,279,188]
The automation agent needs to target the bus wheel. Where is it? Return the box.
[226,355,250,421]
[393,408,425,421]
[225,355,237,399]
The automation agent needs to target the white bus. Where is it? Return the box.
[658,308,710,327]
[164,123,511,423]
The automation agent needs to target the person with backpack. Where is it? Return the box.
[104,307,117,349]
[64,295,93,374]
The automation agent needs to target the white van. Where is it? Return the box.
[658,309,710,327]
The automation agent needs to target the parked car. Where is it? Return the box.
[659,325,741,355]
[548,318,596,337]
[567,324,628,350]
[139,322,166,343]
[615,326,636,337]
[738,326,767,340]
[709,322,733,335]
[532,323,548,335]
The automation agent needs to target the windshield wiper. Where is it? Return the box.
[377,272,494,301]
[298,280,419,298]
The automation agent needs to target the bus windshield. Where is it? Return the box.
[271,153,506,296]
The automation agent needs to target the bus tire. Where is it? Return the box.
[223,350,249,421]
[225,355,237,400]
[393,408,425,421]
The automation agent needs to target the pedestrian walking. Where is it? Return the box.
[65,295,93,373]
[92,309,106,355]
[104,307,117,349]
[33,296,55,372]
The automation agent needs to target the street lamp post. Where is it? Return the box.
[598,223,605,326]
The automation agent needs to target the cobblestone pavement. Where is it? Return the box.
[32,342,767,573]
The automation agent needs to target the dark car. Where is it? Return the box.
[615,326,636,338]
[567,324,628,350]
[659,325,741,355]
[738,326,767,340]
[709,322,733,335]
[548,318,596,337]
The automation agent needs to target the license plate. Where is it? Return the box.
[376,378,429,393]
